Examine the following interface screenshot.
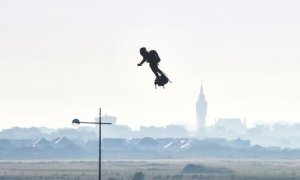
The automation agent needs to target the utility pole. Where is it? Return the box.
[72,108,112,180]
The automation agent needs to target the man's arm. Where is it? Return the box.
[137,59,146,66]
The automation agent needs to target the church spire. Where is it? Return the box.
[201,84,203,92]
[199,84,205,100]
[196,84,207,130]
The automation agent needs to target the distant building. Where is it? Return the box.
[0,139,12,151]
[138,125,188,138]
[32,138,51,149]
[95,115,117,125]
[137,137,159,149]
[103,138,128,149]
[215,118,247,137]
[215,118,246,129]
[196,84,207,130]
[228,138,251,149]
[52,137,80,150]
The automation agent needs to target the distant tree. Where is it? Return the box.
[172,174,183,179]
[153,175,163,180]
[133,171,145,180]
[108,178,117,180]
[182,163,232,174]
[183,164,206,173]
[191,174,200,179]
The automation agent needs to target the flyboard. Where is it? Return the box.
[154,73,171,89]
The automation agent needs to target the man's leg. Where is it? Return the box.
[156,66,164,76]
[150,64,160,78]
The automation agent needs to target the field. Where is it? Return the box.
[0,159,300,179]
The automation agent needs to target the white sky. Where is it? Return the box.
[1,0,300,130]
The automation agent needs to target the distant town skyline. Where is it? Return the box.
[1,0,300,130]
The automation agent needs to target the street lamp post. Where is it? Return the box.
[72,108,112,180]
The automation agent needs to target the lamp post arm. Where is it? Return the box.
[79,122,112,125]
[78,122,98,124]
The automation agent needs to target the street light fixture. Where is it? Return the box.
[72,108,112,180]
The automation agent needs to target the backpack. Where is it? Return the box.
[148,50,160,63]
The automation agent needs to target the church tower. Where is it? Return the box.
[196,84,207,129]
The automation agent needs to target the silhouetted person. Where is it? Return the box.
[137,47,171,88]
[137,47,164,78]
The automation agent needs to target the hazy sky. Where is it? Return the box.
[1,0,300,130]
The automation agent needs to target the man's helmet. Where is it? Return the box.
[140,47,147,55]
